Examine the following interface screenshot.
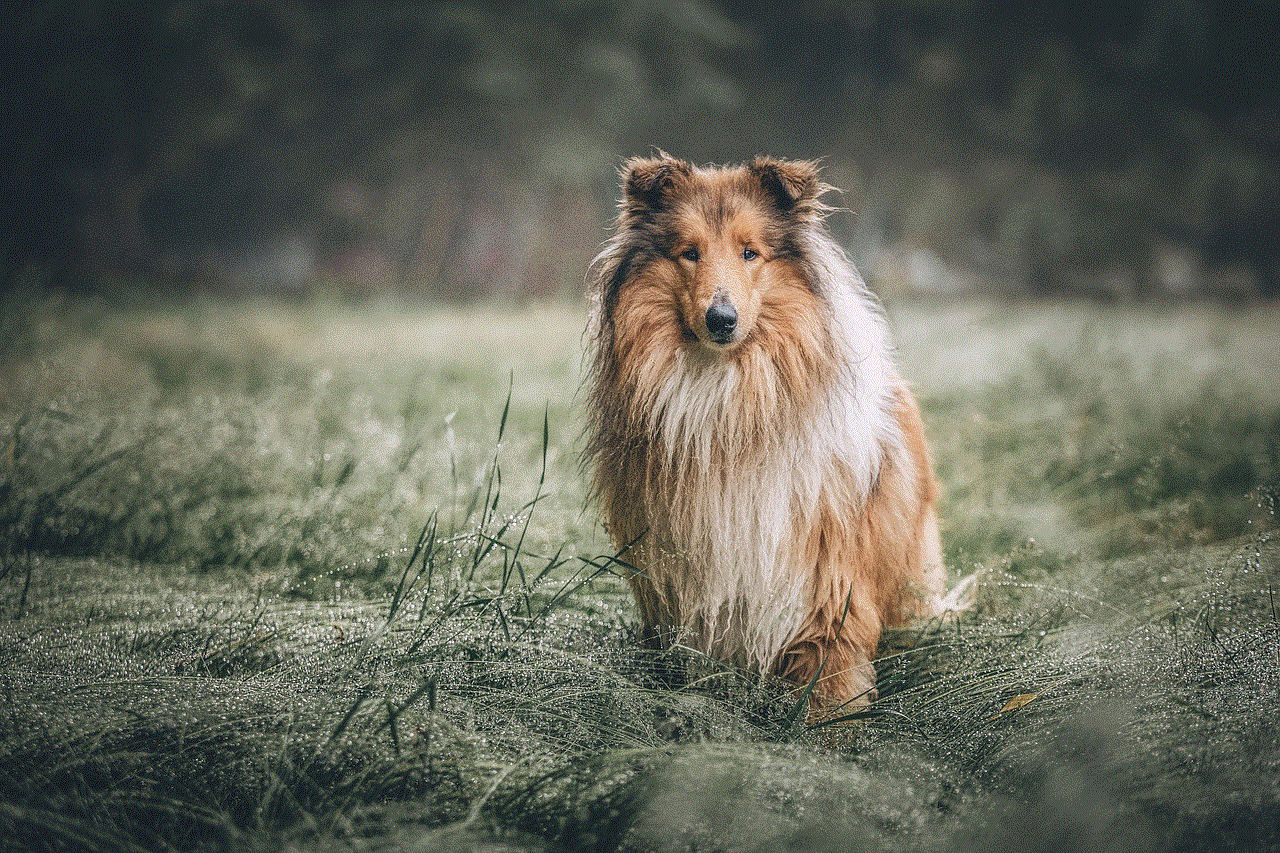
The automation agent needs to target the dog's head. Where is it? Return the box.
[613,154,830,353]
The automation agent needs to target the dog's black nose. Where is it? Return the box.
[705,299,738,341]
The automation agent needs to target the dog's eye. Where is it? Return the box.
[681,248,700,262]
[742,247,758,261]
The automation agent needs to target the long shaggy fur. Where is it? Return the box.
[584,154,944,709]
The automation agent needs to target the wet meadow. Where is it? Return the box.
[1,291,1278,852]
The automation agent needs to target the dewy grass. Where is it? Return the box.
[0,294,1278,852]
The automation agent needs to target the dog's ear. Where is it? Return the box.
[622,154,691,213]
[749,157,823,216]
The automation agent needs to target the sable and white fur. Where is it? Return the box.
[583,154,944,709]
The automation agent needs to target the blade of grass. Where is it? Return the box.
[388,514,437,622]
[503,407,549,601]
[324,682,375,747]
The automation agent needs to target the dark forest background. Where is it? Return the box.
[4,1,1278,301]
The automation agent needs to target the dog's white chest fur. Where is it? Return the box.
[640,274,899,671]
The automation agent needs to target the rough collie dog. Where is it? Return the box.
[583,154,945,711]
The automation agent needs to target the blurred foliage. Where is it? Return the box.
[2,1,1278,299]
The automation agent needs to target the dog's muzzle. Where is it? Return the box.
[705,294,738,344]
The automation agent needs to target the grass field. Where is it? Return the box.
[1,291,1278,852]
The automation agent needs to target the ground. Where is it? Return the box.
[1,291,1277,852]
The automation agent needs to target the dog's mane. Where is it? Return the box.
[582,160,901,667]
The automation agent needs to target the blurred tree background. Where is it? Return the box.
[3,0,1278,301]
